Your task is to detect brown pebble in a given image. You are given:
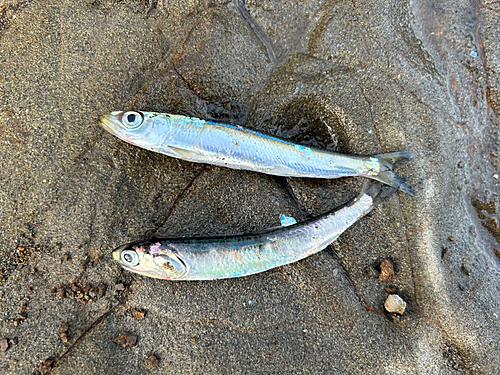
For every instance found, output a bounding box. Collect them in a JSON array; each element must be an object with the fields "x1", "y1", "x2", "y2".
[
  {"x1": 113, "y1": 333, "x2": 137, "y2": 347},
  {"x1": 449, "y1": 237, "x2": 455, "y2": 241},
  {"x1": 133, "y1": 308, "x2": 146, "y2": 319},
  {"x1": 147, "y1": 355, "x2": 159, "y2": 369},
  {"x1": 60, "y1": 332, "x2": 71, "y2": 343},
  {"x1": 378, "y1": 259, "x2": 394, "y2": 282},
  {"x1": 0, "y1": 338, "x2": 8, "y2": 352}
]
